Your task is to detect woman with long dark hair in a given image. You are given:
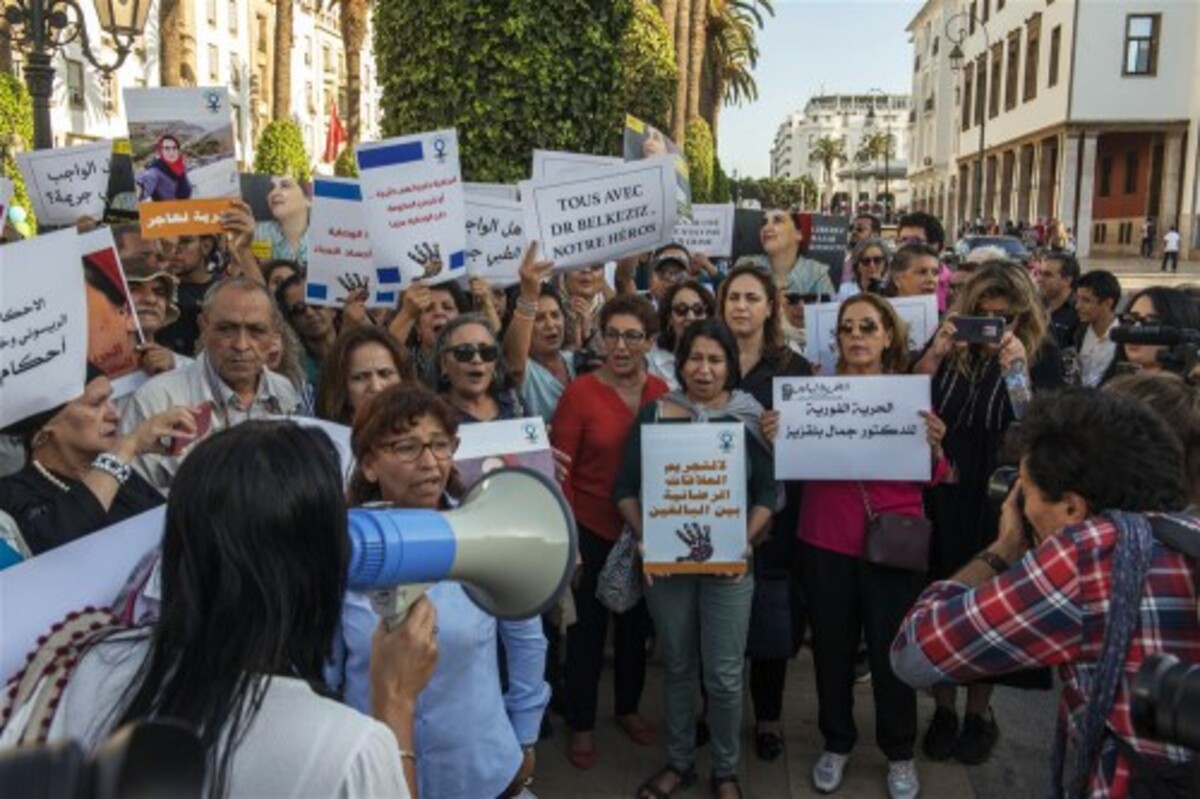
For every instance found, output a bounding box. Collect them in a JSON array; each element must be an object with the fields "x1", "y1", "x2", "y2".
[
  {"x1": 315, "y1": 326, "x2": 414, "y2": 425},
  {"x1": 648, "y1": 280, "x2": 715, "y2": 391},
  {"x1": 137, "y1": 135, "x2": 192, "y2": 202},
  {"x1": 1112, "y1": 286, "x2": 1200, "y2": 378}
]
